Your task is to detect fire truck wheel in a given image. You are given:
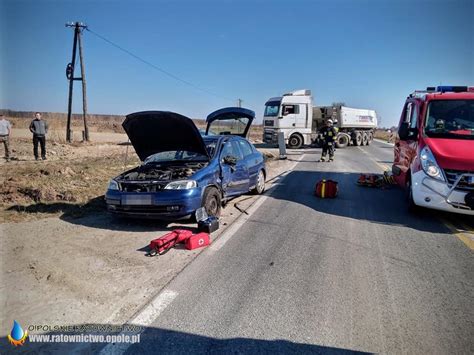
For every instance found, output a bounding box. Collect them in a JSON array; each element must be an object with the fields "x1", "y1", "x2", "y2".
[{"x1": 406, "y1": 179, "x2": 421, "y2": 213}]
